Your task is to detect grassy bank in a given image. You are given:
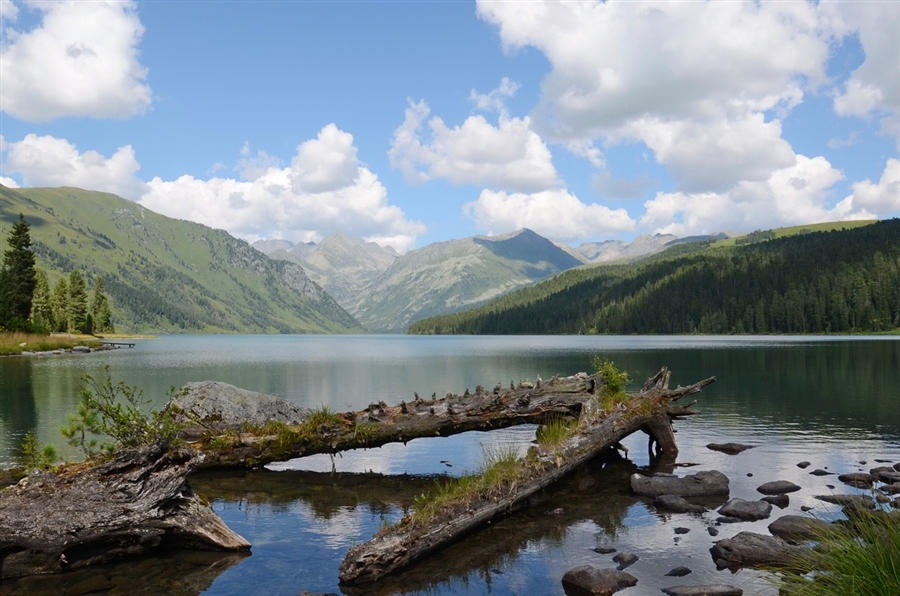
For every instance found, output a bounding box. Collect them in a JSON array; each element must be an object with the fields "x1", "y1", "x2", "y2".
[{"x1": 0, "y1": 331, "x2": 102, "y2": 356}]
